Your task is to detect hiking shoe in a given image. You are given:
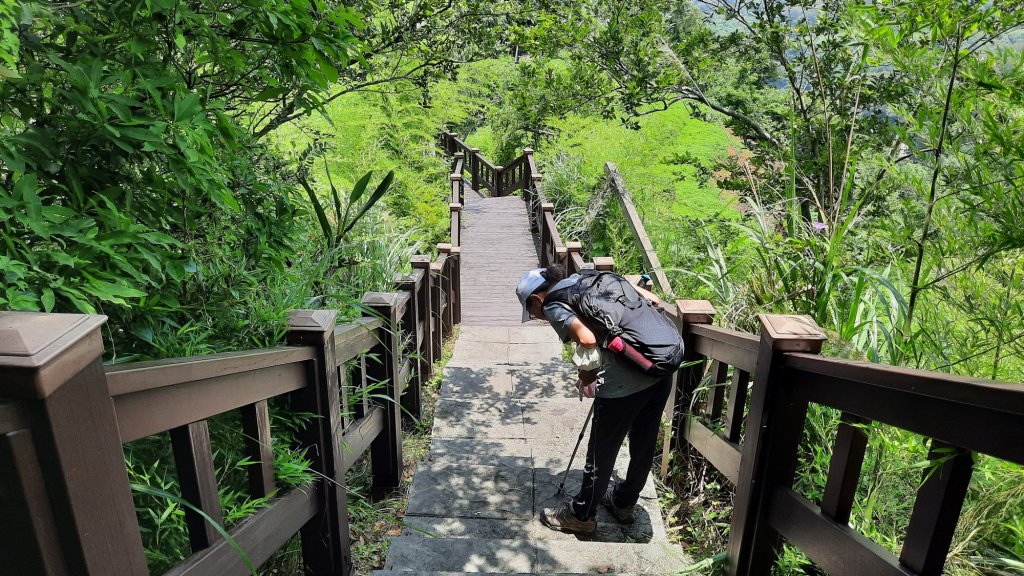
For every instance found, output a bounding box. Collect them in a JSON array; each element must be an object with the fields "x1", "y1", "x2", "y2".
[
  {"x1": 601, "y1": 491, "x2": 636, "y2": 524},
  {"x1": 540, "y1": 503, "x2": 597, "y2": 536}
]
